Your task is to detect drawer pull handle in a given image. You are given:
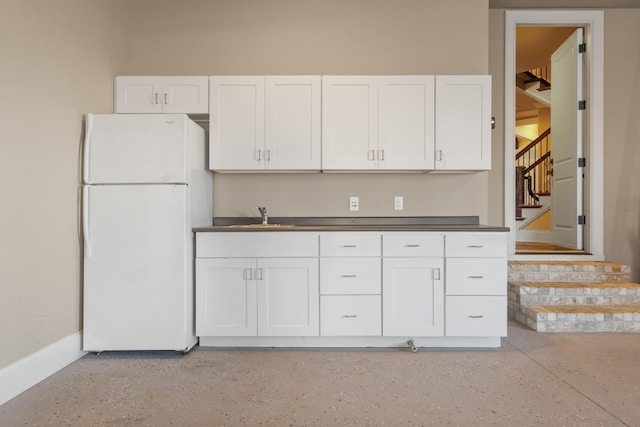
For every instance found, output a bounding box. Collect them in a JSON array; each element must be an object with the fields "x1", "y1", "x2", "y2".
[
  {"x1": 342, "y1": 245, "x2": 357, "y2": 248},
  {"x1": 342, "y1": 315, "x2": 358, "y2": 318},
  {"x1": 467, "y1": 245, "x2": 484, "y2": 248},
  {"x1": 467, "y1": 315, "x2": 484, "y2": 319},
  {"x1": 405, "y1": 244, "x2": 420, "y2": 248},
  {"x1": 468, "y1": 275, "x2": 484, "y2": 279},
  {"x1": 342, "y1": 274, "x2": 357, "y2": 278}
]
